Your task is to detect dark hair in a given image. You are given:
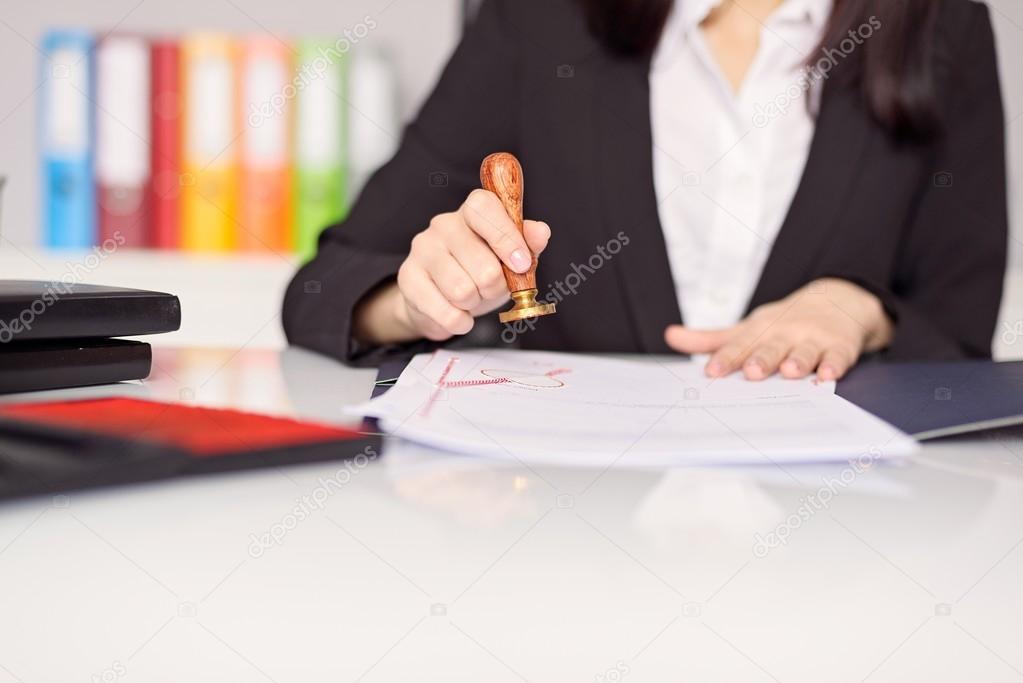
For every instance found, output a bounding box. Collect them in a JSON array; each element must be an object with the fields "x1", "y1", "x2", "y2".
[{"x1": 579, "y1": 0, "x2": 941, "y2": 137}]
